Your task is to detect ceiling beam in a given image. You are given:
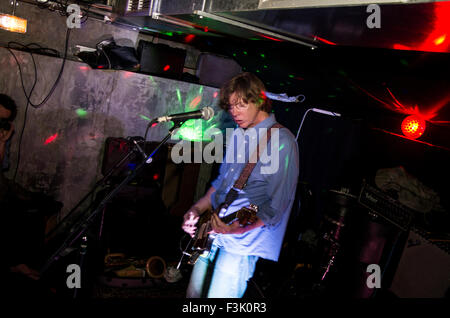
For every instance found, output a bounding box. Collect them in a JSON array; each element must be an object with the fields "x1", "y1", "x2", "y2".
[{"x1": 198, "y1": 0, "x2": 450, "y2": 12}]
